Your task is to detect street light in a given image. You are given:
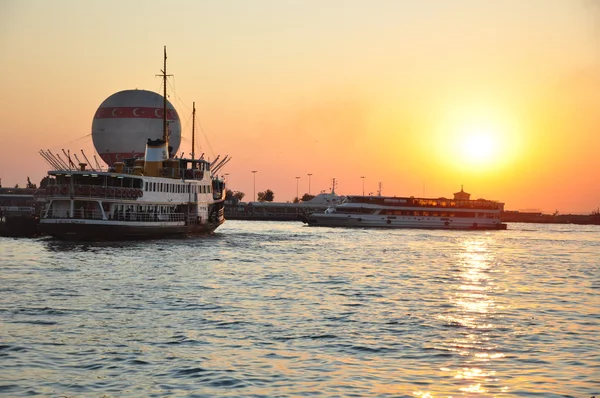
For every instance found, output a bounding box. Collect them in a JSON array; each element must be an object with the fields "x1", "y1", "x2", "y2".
[
  {"x1": 307, "y1": 173, "x2": 313, "y2": 195},
  {"x1": 295, "y1": 176, "x2": 300, "y2": 201},
  {"x1": 361, "y1": 176, "x2": 365, "y2": 196},
  {"x1": 251, "y1": 170, "x2": 257, "y2": 201}
]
